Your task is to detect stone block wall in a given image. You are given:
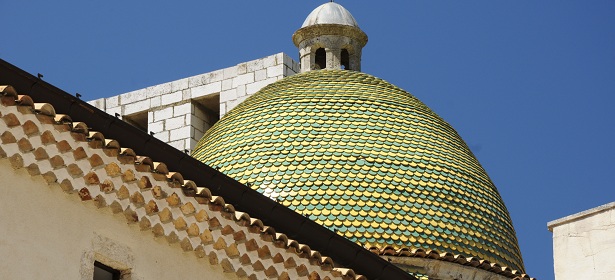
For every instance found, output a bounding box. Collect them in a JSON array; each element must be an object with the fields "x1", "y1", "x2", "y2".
[
  {"x1": 548, "y1": 202, "x2": 615, "y2": 280},
  {"x1": 89, "y1": 53, "x2": 300, "y2": 152}
]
